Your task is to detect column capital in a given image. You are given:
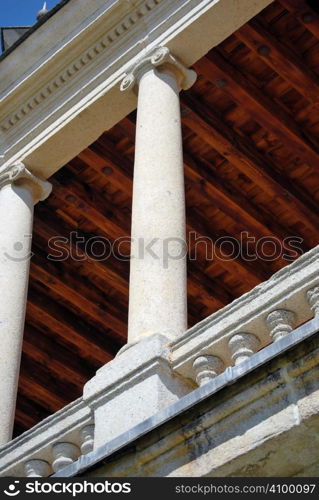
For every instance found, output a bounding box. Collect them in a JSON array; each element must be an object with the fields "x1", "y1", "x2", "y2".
[
  {"x1": 120, "y1": 46, "x2": 197, "y2": 92},
  {"x1": 0, "y1": 162, "x2": 52, "y2": 202}
]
